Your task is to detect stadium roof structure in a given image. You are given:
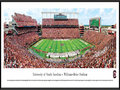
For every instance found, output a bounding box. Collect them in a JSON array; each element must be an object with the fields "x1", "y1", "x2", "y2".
[
  {"x1": 42, "y1": 12, "x2": 79, "y2": 19},
  {"x1": 90, "y1": 17, "x2": 101, "y2": 20}
]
